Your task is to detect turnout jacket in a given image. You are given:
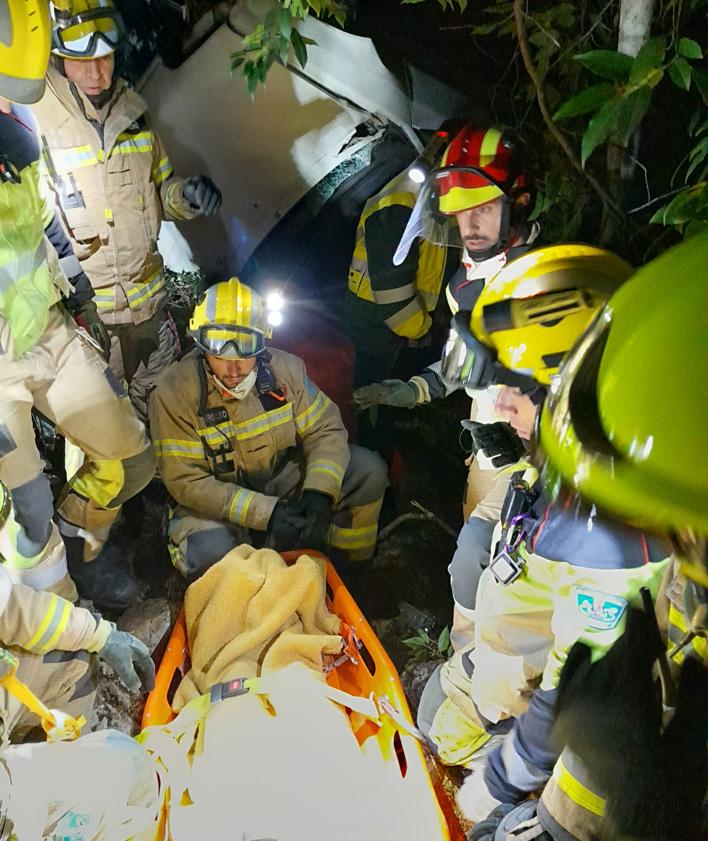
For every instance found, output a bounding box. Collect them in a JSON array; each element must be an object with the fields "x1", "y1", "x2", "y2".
[
  {"x1": 33, "y1": 66, "x2": 199, "y2": 327},
  {"x1": 149, "y1": 349, "x2": 350, "y2": 532},
  {"x1": 0, "y1": 564, "x2": 110, "y2": 658},
  {"x1": 347, "y1": 170, "x2": 457, "y2": 340}
]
